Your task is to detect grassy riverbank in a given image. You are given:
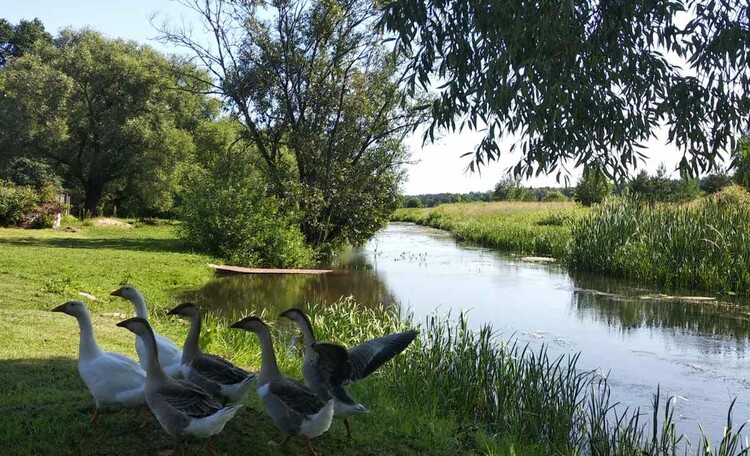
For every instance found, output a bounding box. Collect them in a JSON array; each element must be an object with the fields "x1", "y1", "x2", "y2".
[
  {"x1": 392, "y1": 201, "x2": 584, "y2": 258},
  {"x1": 393, "y1": 186, "x2": 750, "y2": 294},
  {"x1": 1, "y1": 224, "x2": 746, "y2": 455},
  {"x1": 0, "y1": 223, "x2": 533, "y2": 455}
]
